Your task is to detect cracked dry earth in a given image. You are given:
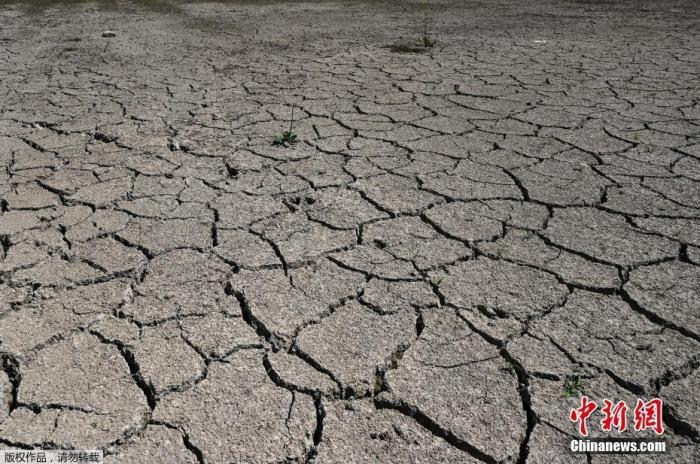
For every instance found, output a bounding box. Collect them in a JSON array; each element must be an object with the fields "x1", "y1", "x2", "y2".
[{"x1": 0, "y1": 0, "x2": 699, "y2": 463}]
